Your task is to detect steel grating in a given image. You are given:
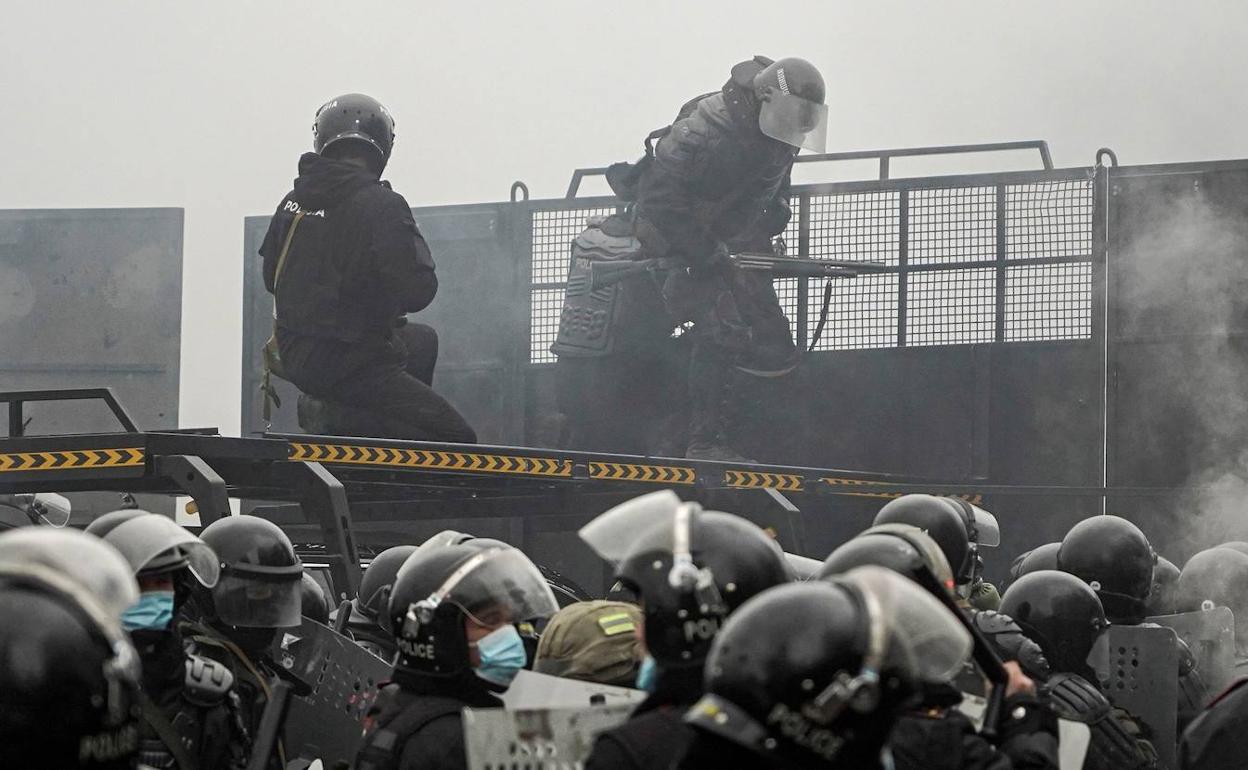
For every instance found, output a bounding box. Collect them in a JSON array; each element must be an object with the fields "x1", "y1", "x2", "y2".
[
  {"x1": 908, "y1": 186, "x2": 997, "y2": 265},
  {"x1": 807, "y1": 273, "x2": 900, "y2": 351},
  {"x1": 907, "y1": 267, "x2": 998, "y2": 346},
  {"x1": 527, "y1": 176, "x2": 1094, "y2": 361},
  {"x1": 1005, "y1": 263, "x2": 1092, "y2": 341}
]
